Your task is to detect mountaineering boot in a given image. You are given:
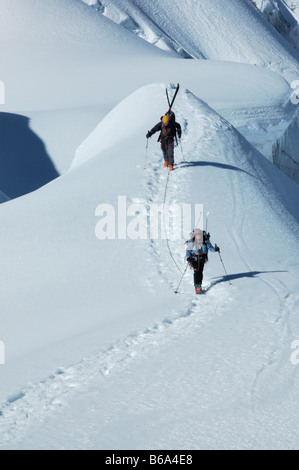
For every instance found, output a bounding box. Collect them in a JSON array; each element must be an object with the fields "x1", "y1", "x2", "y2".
[
  {"x1": 195, "y1": 284, "x2": 202, "y2": 294},
  {"x1": 164, "y1": 161, "x2": 169, "y2": 167},
  {"x1": 169, "y1": 165, "x2": 174, "y2": 171}
]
